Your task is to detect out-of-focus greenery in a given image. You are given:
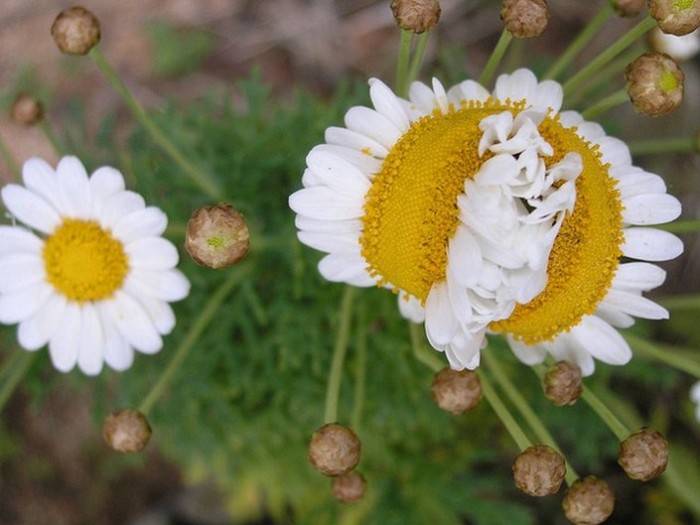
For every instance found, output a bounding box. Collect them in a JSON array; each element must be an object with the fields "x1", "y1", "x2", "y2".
[{"x1": 2, "y1": 69, "x2": 699, "y2": 524}]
